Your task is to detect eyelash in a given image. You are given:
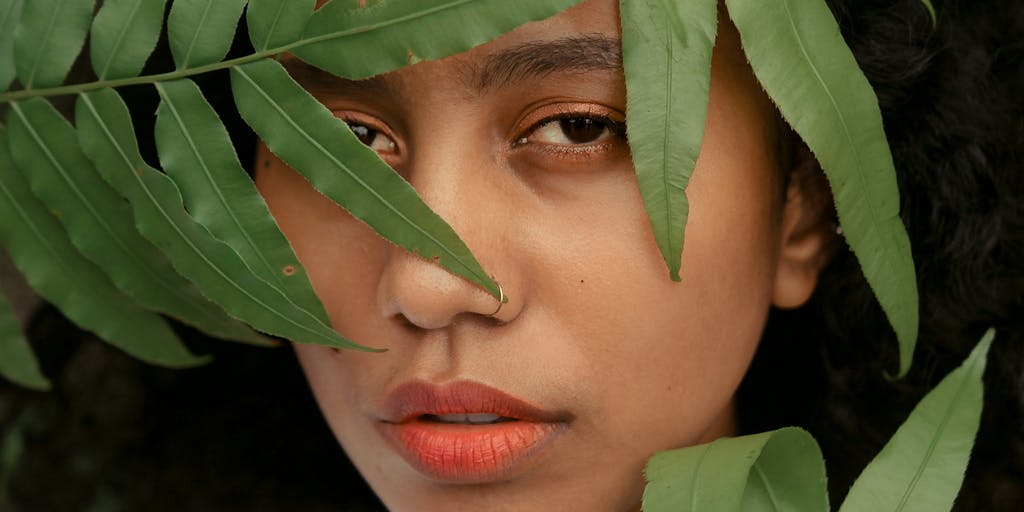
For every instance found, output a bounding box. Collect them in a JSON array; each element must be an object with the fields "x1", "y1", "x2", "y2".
[
  {"x1": 514, "y1": 111, "x2": 627, "y2": 159},
  {"x1": 335, "y1": 109, "x2": 628, "y2": 164},
  {"x1": 336, "y1": 113, "x2": 400, "y2": 159}
]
